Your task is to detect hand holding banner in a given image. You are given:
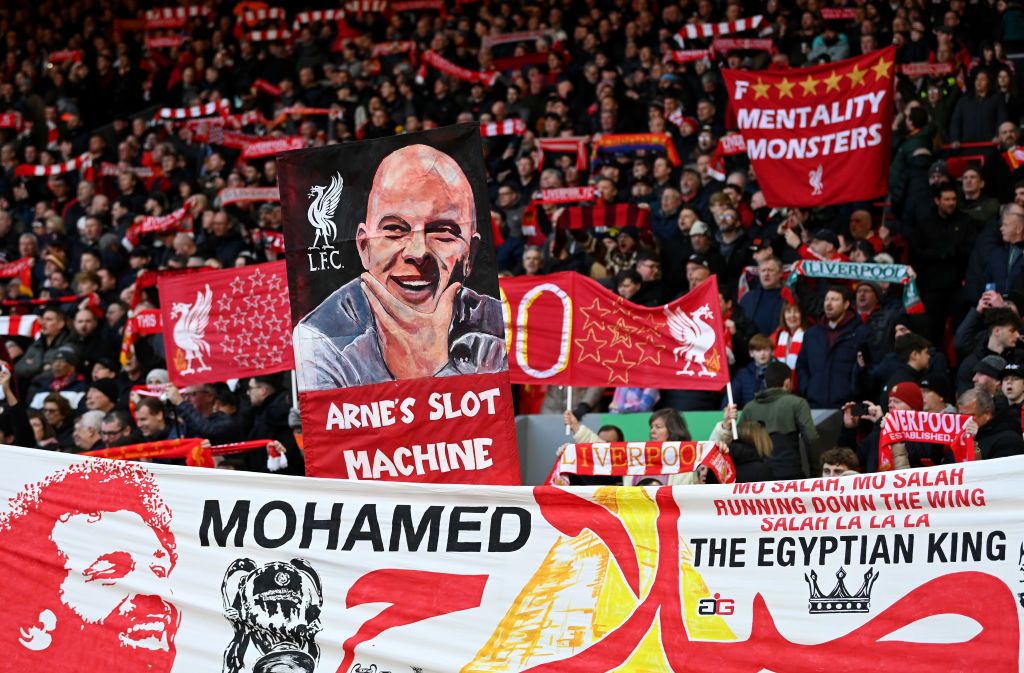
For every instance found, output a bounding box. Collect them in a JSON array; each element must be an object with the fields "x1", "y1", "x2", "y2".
[{"x1": 879, "y1": 409, "x2": 975, "y2": 470}]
